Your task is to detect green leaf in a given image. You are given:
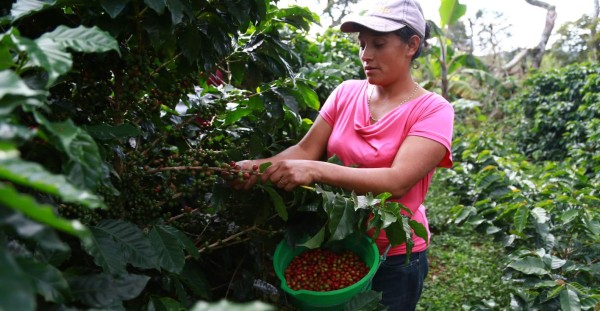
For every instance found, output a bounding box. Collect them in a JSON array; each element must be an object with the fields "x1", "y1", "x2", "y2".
[
  {"x1": 86, "y1": 225, "x2": 127, "y2": 274},
  {"x1": 85, "y1": 123, "x2": 141, "y2": 140},
  {"x1": 546, "y1": 284, "x2": 564, "y2": 300},
  {"x1": 0, "y1": 206, "x2": 70, "y2": 252},
  {"x1": 343, "y1": 290, "x2": 383, "y2": 311},
  {"x1": 69, "y1": 273, "x2": 150, "y2": 308},
  {"x1": 36, "y1": 116, "x2": 106, "y2": 191},
  {"x1": 224, "y1": 106, "x2": 253, "y2": 126},
  {"x1": 0, "y1": 156, "x2": 106, "y2": 209},
  {"x1": 560, "y1": 286, "x2": 581, "y2": 311},
  {"x1": 0, "y1": 238, "x2": 35, "y2": 311},
  {"x1": 0, "y1": 70, "x2": 47, "y2": 99},
  {"x1": 16, "y1": 257, "x2": 69, "y2": 303},
  {"x1": 149, "y1": 296, "x2": 185, "y2": 311},
  {"x1": 561, "y1": 209, "x2": 580, "y2": 224},
  {"x1": 513, "y1": 205, "x2": 529, "y2": 233},
  {"x1": 258, "y1": 185, "x2": 288, "y2": 221},
  {"x1": 297, "y1": 225, "x2": 325, "y2": 249},
  {"x1": 409, "y1": 219, "x2": 428, "y2": 245},
  {"x1": 178, "y1": 261, "x2": 212, "y2": 300},
  {"x1": 295, "y1": 82, "x2": 320, "y2": 111},
  {"x1": 272, "y1": 87, "x2": 299, "y2": 114},
  {"x1": 38, "y1": 25, "x2": 120, "y2": 55},
  {"x1": 439, "y1": 0, "x2": 467, "y2": 28},
  {"x1": 531, "y1": 207, "x2": 549, "y2": 224},
  {"x1": 10, "y1": 0, "x2": 54, "y2": 21},
  {"x1": 11, "y1": 34, "x2": 71, "y2": 87},
  {"x1": 144, "y1": 0, "x2": 166, "y2": 14},
  {"x1": 165, "y1": 0, "x2": 192, "y2": 25},
  {"x1": 382, "y1": 221, "x2": 403, "y2": 246},
  {"x1": 325, "y1": 194, "x2": 357, "y2": 241},
  {"x1": 508, "y1": 256, "x2": 549, "y2": 275},
  {"x1": 99, "y1": 0, "x2": 130, "y2": 18},
  {"x1": 86, "y1": 220, "x2": 158, "y2": 274},
  {"x1": 167, "y1": 225, "x2": 199, "y2": 259},
  {"x1": 0, "y1": 184, "x2": 92, "y2": 240},
  {"x1": 149, "y1": 226, "x2": 185, "y2": 273}
]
